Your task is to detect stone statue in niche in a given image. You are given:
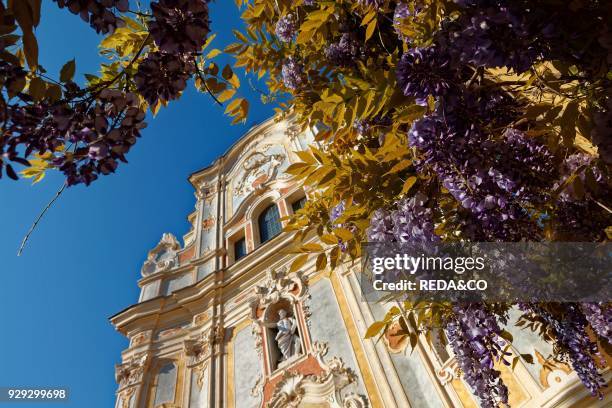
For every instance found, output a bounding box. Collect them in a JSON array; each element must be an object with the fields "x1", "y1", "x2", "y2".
[{"x1": 275, "y1": 308, "x2": 301, "y2": 362}]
